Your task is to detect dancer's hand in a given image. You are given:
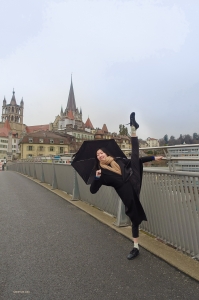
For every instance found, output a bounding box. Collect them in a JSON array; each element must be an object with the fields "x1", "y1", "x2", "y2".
[
  {"x1": 155, "y1": 156, "x2": 164, "y2": 161},
  {"x1": 96, "y1": 169, "x2": 101, "y2": 177}
]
